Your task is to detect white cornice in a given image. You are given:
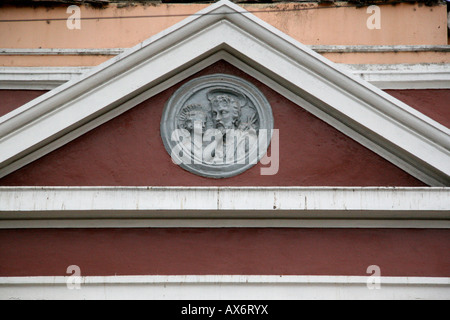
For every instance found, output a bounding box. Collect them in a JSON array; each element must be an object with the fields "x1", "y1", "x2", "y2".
[
  {"x1": 0, "y1": 187, "x2": 449, "y2": 228},
  {"x1": 340, "y1": 63, "x2": 450, "y2": 89},
  {"x1": 0, "y1": 48, "x2": 124, "y2": 56},
  {"x1": 2, "y1": 219, "x2": 449, "y2": 229},
  {"x1": 0, "y1": 67, "x2": 90, "y2": 90},
  {"x1": 0, "y1": 0, "x2": 449, "y2": 185},
  {"x1": 3, "y1": 275, "x2": 449, "y2": 286},
  {"x1": 1, "y1": 275, "x2": 449, "y2": 300},
  {"x1": 310, "y1": 45, "x2": 450, "y2": 53},
  {"x1": 1, "y1": 45, "x2": 448, "y2": 56},
  {"x1": 2, "y1": 64, "x2": 449, "y2": 90}
]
